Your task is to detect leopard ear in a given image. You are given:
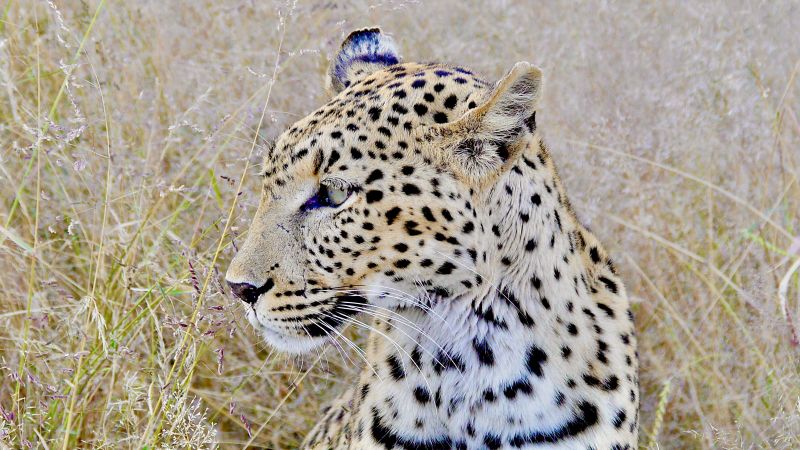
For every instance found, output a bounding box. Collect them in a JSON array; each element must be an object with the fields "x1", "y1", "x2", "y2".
[
  {"x1": 428, "y1": 62, "x2": 542, "y2": 184},
  {"x1": 327, "y1": 28, "x2": 401, "y2": 95}
]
